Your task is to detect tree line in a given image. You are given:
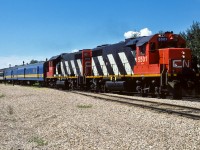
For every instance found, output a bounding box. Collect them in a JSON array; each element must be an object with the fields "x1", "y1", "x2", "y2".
[{"x1": 180, "y1": 21, "x2": 200, "y2": 65}]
